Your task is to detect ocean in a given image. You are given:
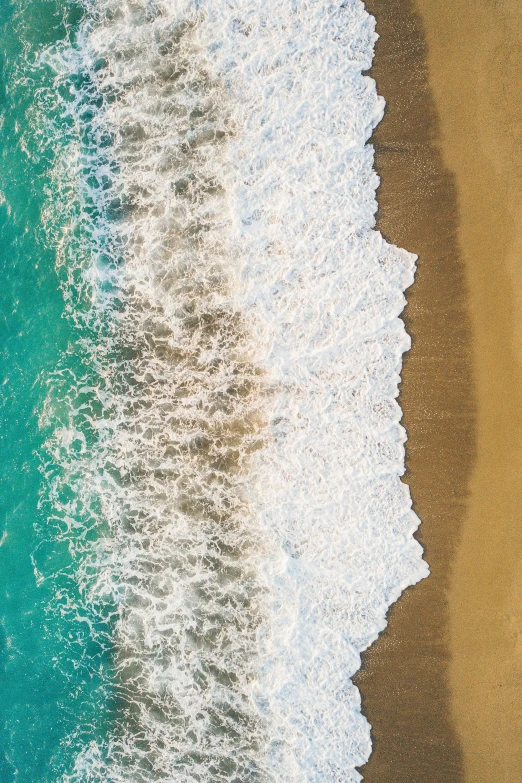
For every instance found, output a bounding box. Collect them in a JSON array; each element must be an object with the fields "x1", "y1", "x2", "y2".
[{"x1": 0, "y1": 1, "x2": 427, "y2": 780}]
